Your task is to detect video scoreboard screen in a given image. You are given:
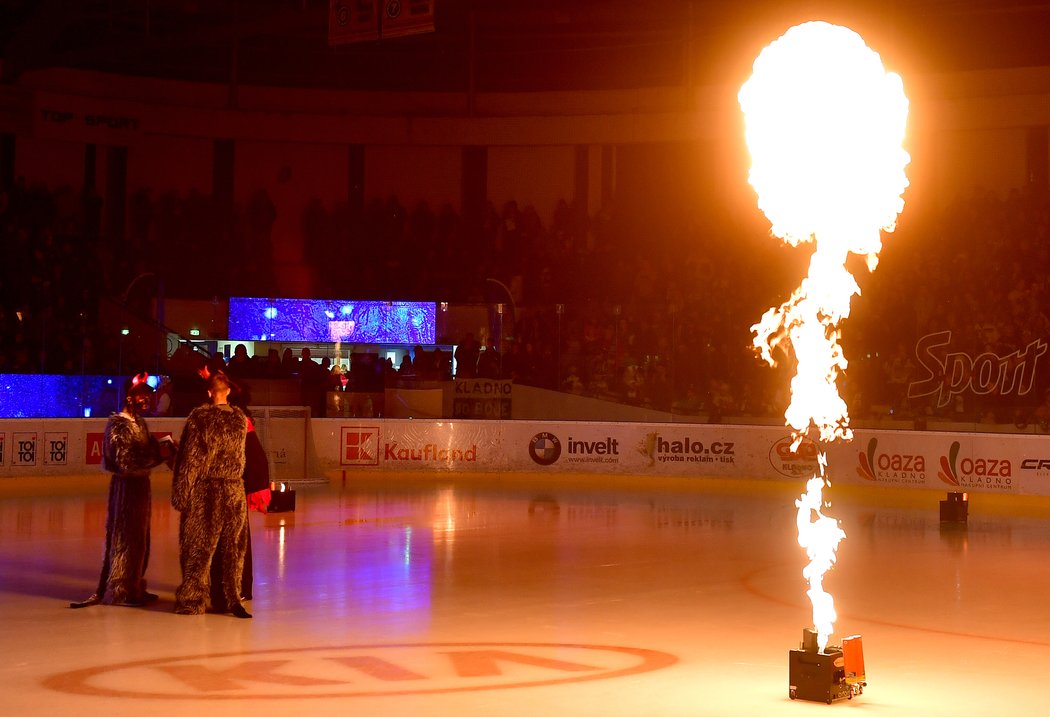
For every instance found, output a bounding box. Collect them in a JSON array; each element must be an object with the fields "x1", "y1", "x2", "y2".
[{"x1": 228, "y1": 298, "x2": 436, "y2": 344}]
